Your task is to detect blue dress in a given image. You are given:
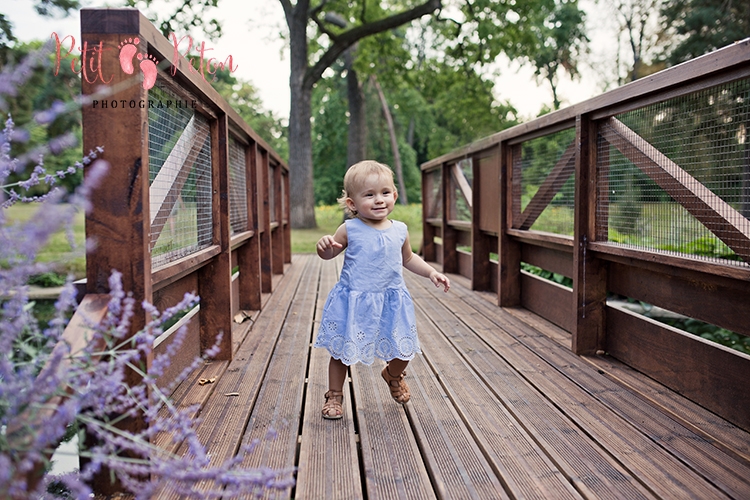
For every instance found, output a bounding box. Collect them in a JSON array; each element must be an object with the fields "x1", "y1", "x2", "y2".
[{"x1": 314, "y1": 217, "x2": 420, "y2": 366}]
